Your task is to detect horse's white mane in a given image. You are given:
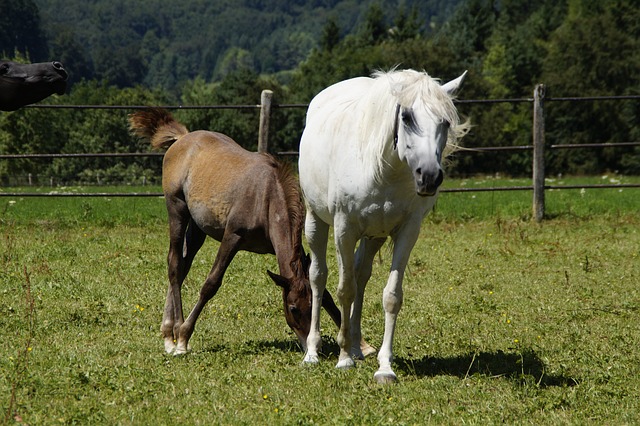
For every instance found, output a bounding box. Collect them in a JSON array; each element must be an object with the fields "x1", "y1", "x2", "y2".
[{"x1": 355, "y1": 69, "x2": 468, "y2": 179}]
